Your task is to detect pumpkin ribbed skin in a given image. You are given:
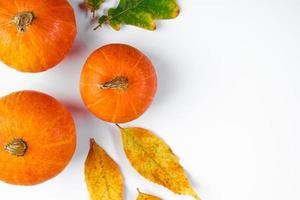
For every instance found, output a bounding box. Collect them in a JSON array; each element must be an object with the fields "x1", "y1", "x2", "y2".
[
  {"x1": 0, "y1": 91, "x2": 76, "y2": 185},
  {"x1": 0, "y1": 0, "x2": 76, "y2": 72},
  {"x1": 80, "y1": 44, "x2": 157, "y2": 123}
]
